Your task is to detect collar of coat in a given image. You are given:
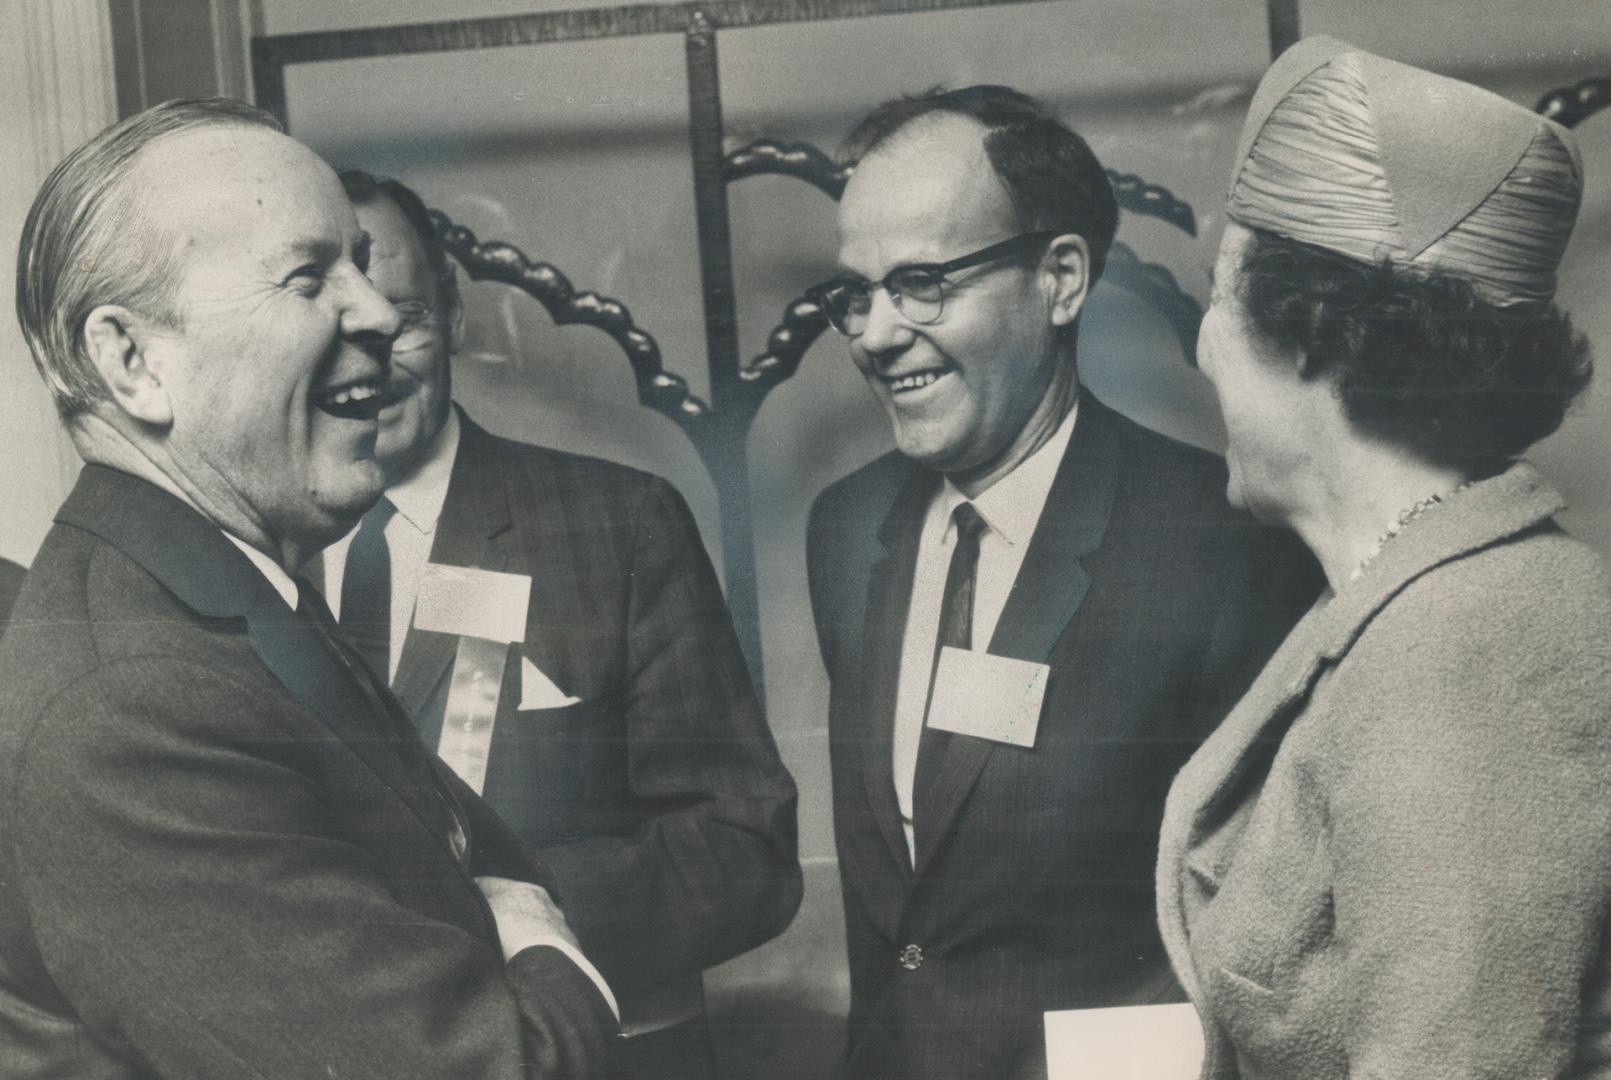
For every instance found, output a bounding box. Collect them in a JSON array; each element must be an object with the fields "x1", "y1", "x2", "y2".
[
  {"x1": 55, "y1": 464, "x2": 286, "y2": 620},
  {"x1": 1188, "y1": 460, "x2": 1563, "y2": 818}
]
